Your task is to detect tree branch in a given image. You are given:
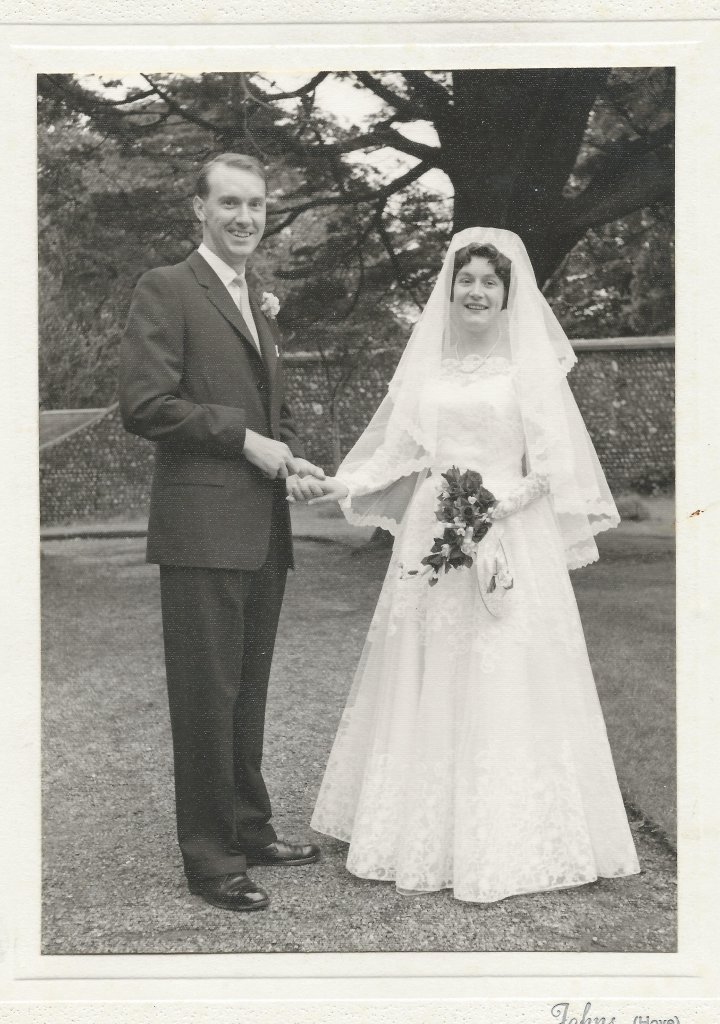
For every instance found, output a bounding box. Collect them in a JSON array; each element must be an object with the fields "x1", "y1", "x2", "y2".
[
  {"x1": 140, "y1": 74, "x2": 220, "y2": 134},
  {"x1": 40, "y1": 73, "x2": 224, "y2": 141},
  {"x1": 599, "y1": 70, "x2": 674, "y2": 140},
  {"x1": 563, "y1": 145, "x2": 674, "y2": 239},
  {"x1": 579, "y1": 122, "x2": 674, "y2": 186},
  {"x1": 39, "y1": 75, "x2": 155, "y2": 110},
  {"x1": 66, "y1": 82, "x2": 157, "y2": 108},
  {"x1": 265, "y1": 161, "x2": 433, "y2": 236},
  {"x1": 259, "y1": 72, "x2": 330, "y2": 101},
  {"x1": 352, "y1": 72, "x2": 425, "y2": 121},
  {"x1": 400, "y1": 71, "x2": 451, "y2": 120},
  {"x1": 40, "y1": 75, "x2": 121, "y2": 121},
  {"x1": 331, "y1": 126, "x2": 443, "y2": 166},
  {"x1": 373, "y1": 206, "x2": 424, "y2": 310}
]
